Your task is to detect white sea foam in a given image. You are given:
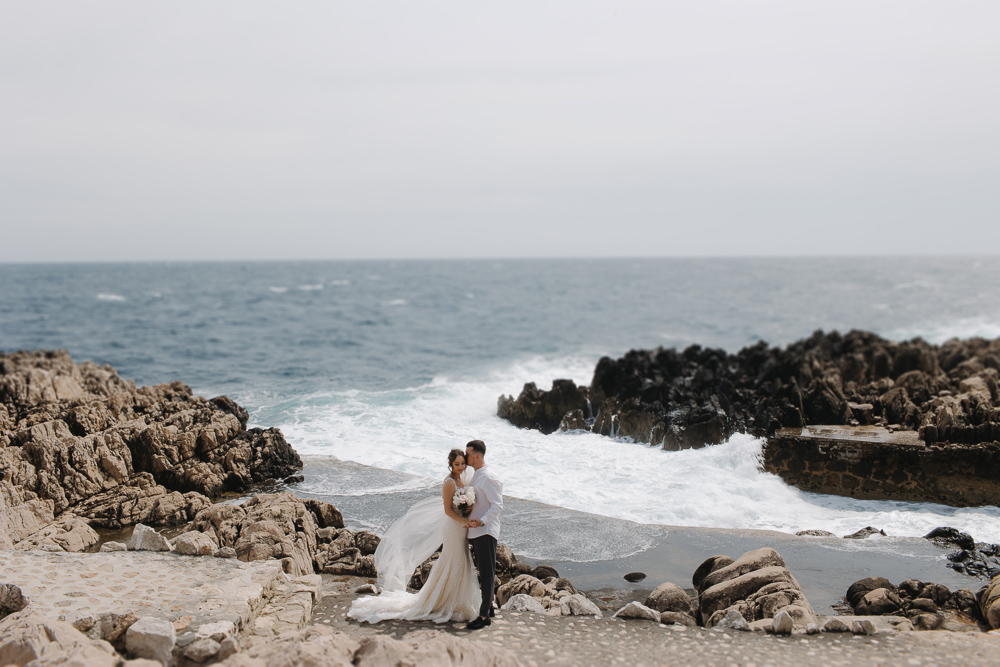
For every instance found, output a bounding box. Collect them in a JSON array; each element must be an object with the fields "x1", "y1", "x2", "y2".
[
  {"x1": 384, "y1": 299, "x2": 407, "y2": 307},
  {"x1": 886, "y1": 318, "x2": 1000, "y2": 345},
  {"x1": 297, "y1": 284, "x2": 323, "y2": 291},
  {"x1": 267, "y1": 354, "x2": 1000, "y2": 544},
  {"x1": 329, "y1": 279, "x2": 351, "y2": 286},
  {"x1": 268, "y1": 286, "x2": 288, "y2": 293},
  {"x1": 96, "y1": 293, "x2": 126, "y2": 302}
]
